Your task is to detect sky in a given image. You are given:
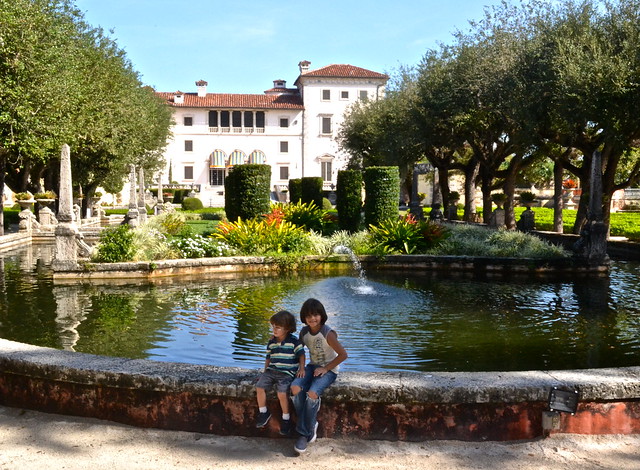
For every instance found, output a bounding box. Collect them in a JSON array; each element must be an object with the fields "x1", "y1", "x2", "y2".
[{"x1": 74, "y1": 0, "x2": 506, "y2": 94}]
